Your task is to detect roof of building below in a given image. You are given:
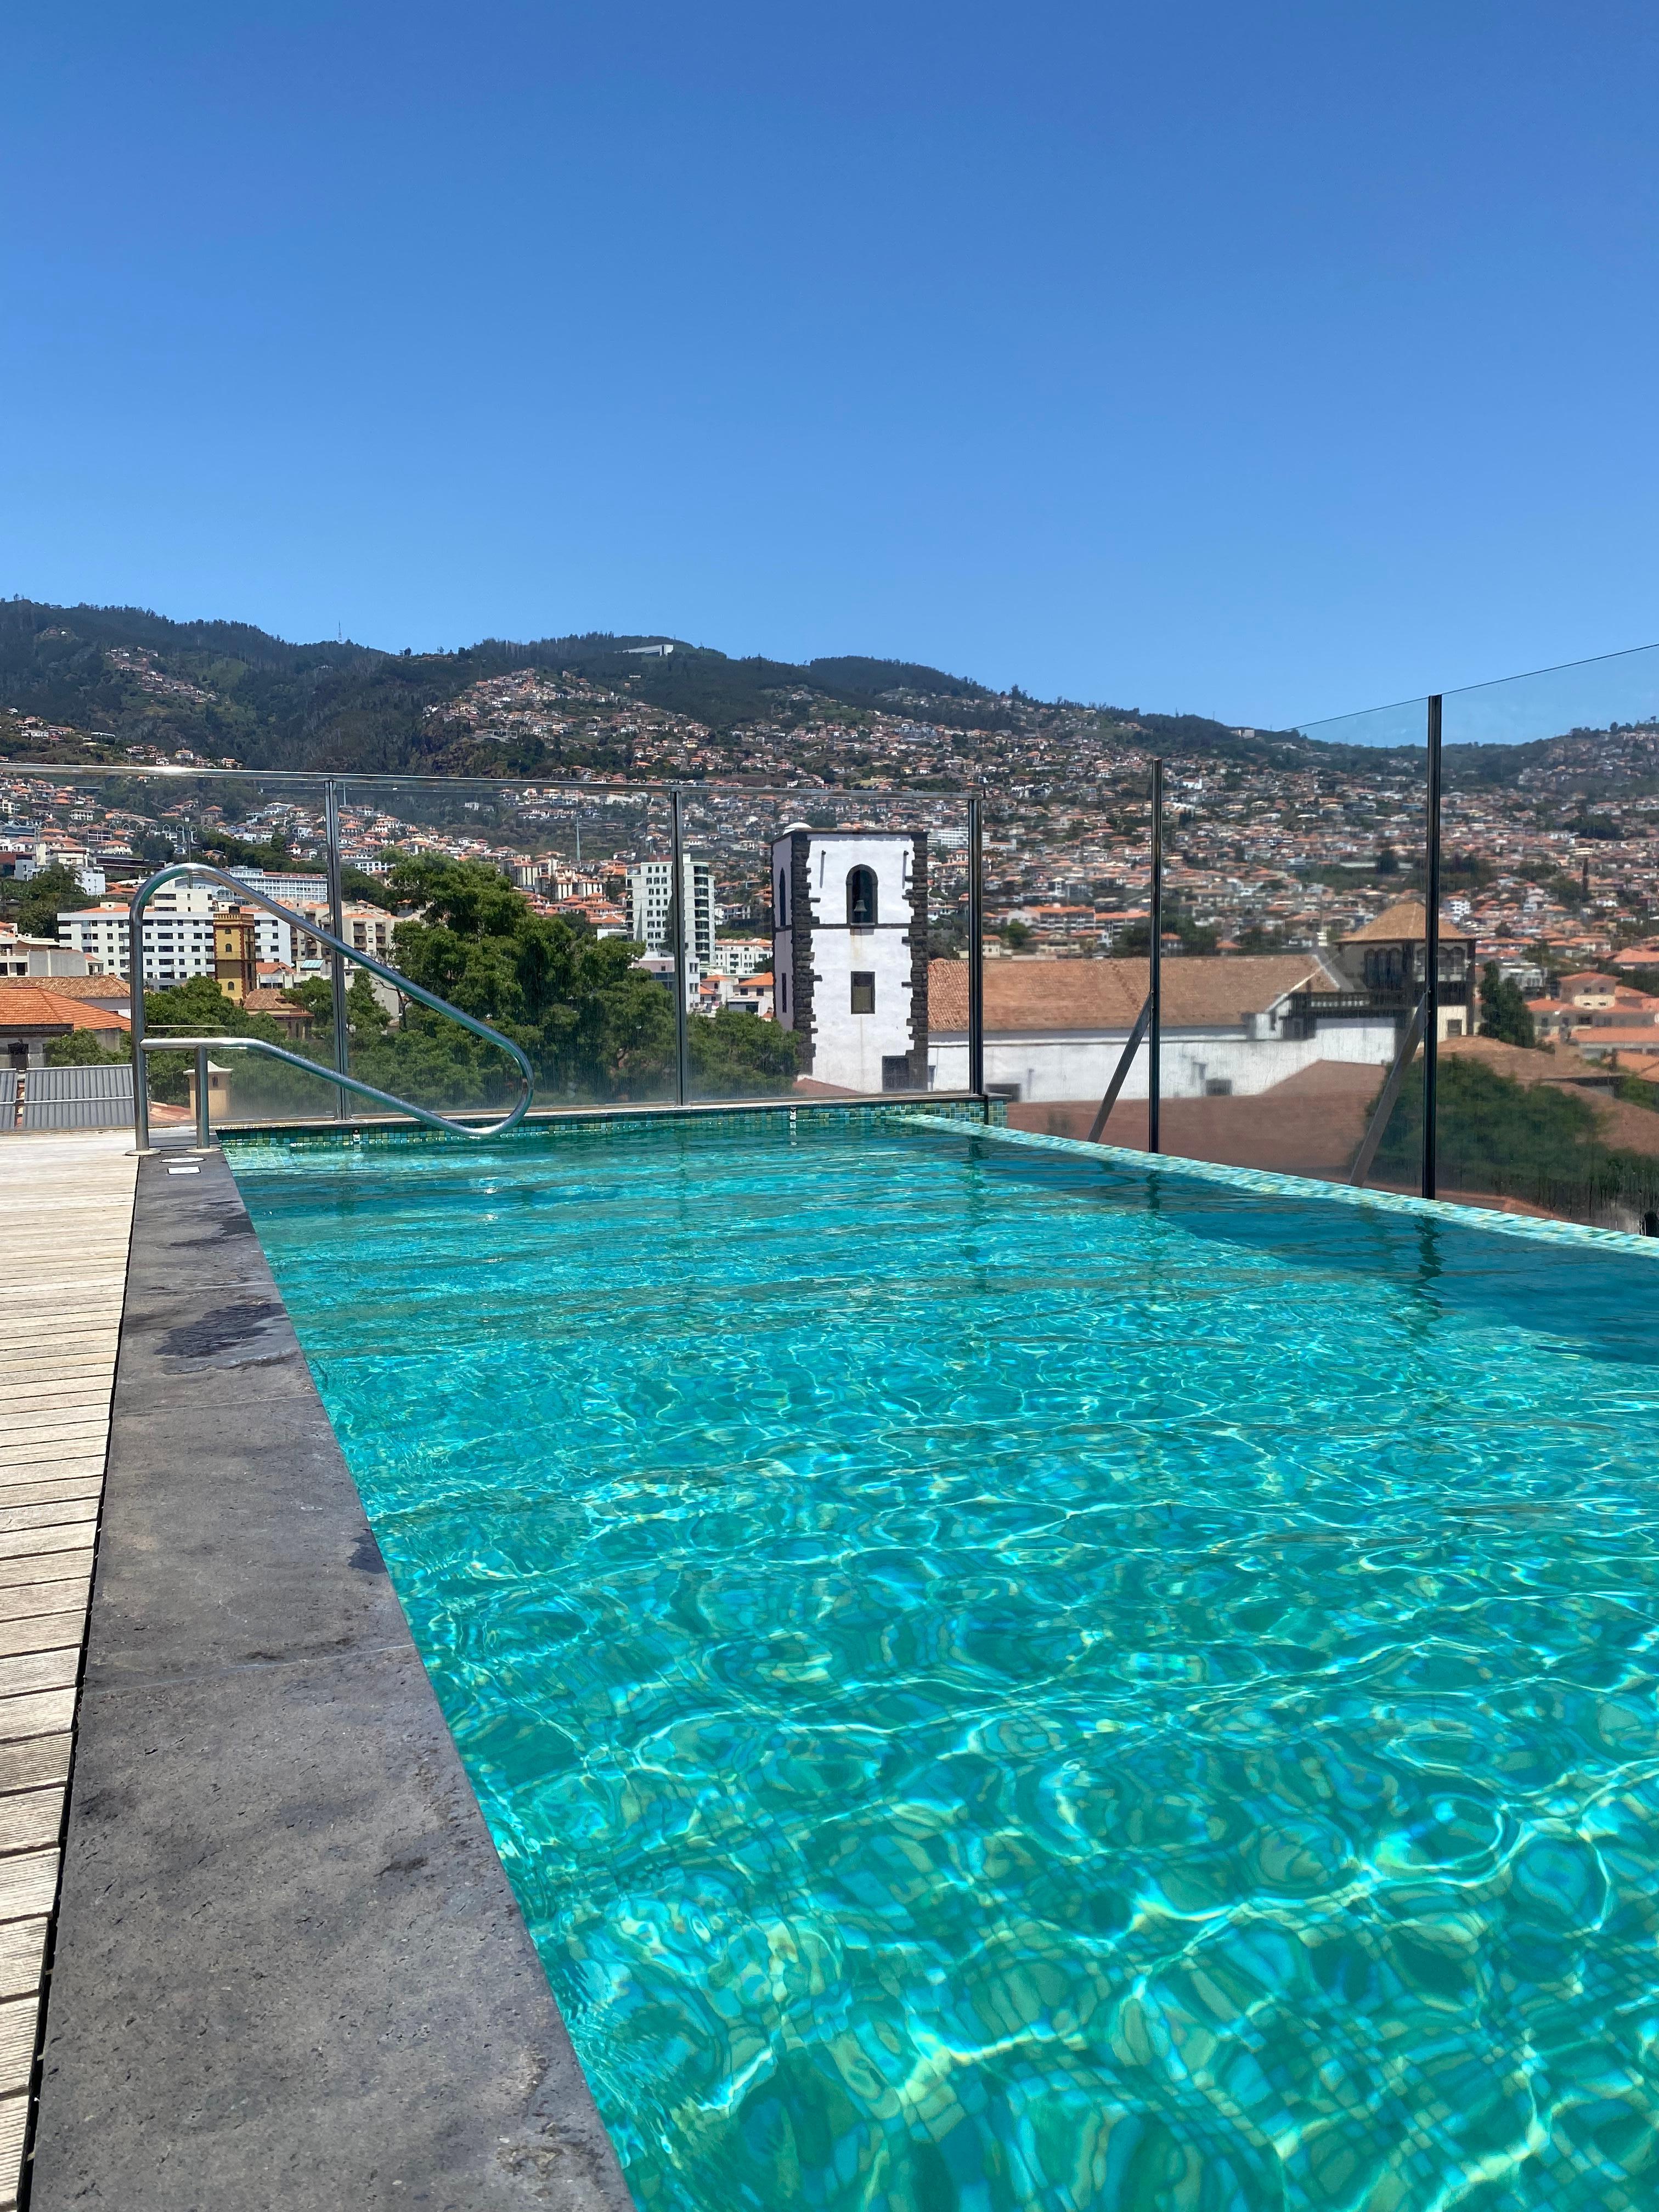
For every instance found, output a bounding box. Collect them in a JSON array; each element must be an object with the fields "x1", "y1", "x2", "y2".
[
  {"x1": 0, "y1": 987, "x2": 130, "y2": 1035},
  {"x1": 1438, "y1": 1035, "x2": 1614, "y2": 1087},
  {"x1": 242, "y1": 989, "x2": 310, "y2": 1020},
  {"x1": 1341, "y1": 898, "x2": 1470, "y2": 944},
  {"x1": 0, "y1": 974, "x2": 129, "y2": 1003},
  {"x1": 928, "y1": 954, "x2": 1334, "y2": 1034}
]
